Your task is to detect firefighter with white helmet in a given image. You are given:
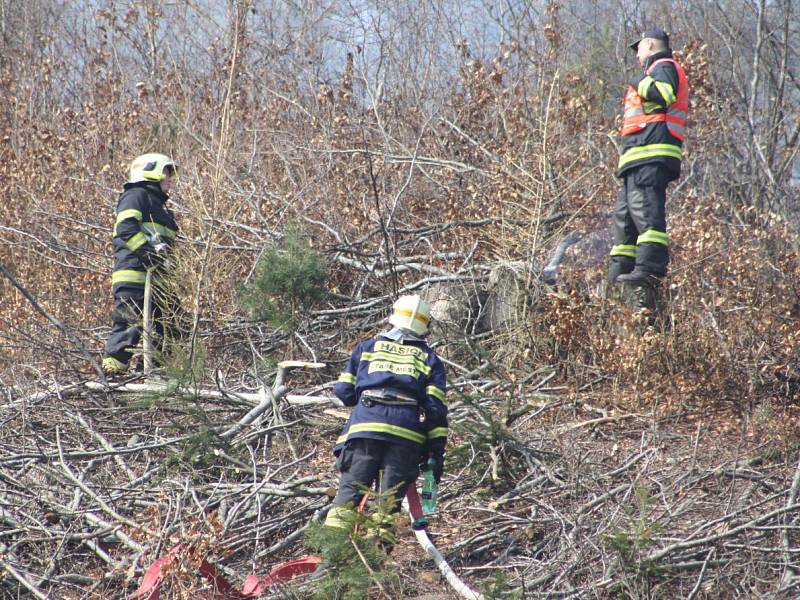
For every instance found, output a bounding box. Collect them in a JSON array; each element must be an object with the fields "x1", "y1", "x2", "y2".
[
  {"x1": 101, "y1": 153, "x2": 179, "y2": 377},
  {"x1": 324, "y1": 294, "x2": 448, "y2": 547},
  {"x1": 128, "y1": 153, "x2": 177, "y2": 184}
]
